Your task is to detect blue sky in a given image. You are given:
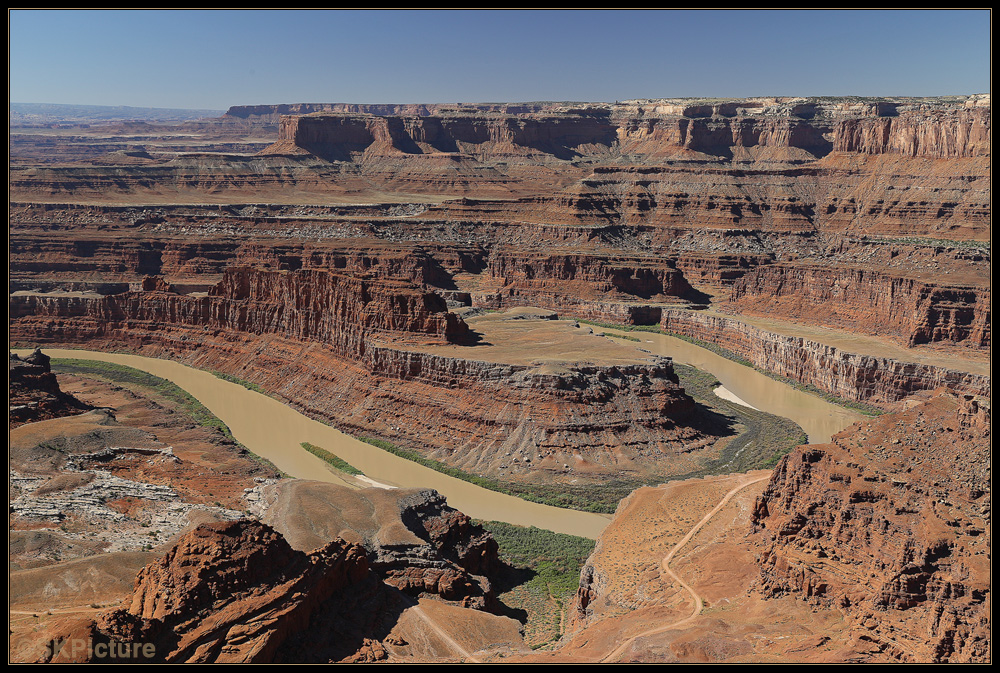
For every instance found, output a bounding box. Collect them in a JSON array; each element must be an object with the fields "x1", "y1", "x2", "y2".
[{"x1": 8, "y1": 9, "x2": 991, "y2": 111}]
